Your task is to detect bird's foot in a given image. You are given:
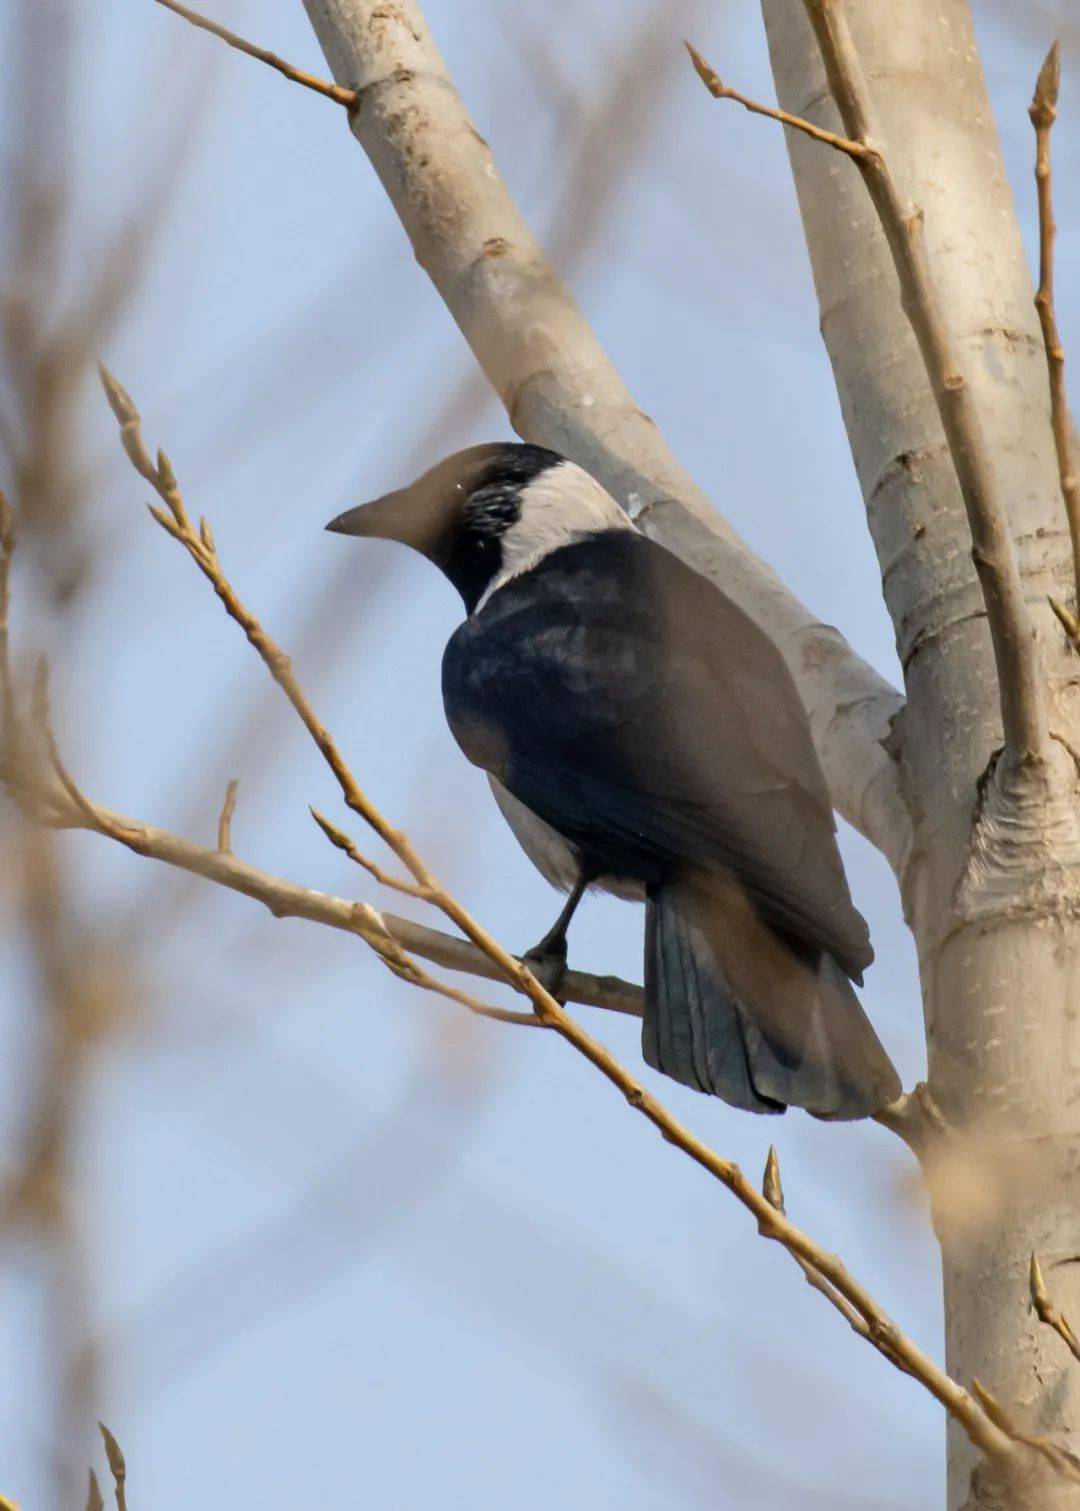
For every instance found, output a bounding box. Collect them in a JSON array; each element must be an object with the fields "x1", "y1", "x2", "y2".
[{"x1": 521, "y1": 939, "x2": 568, "y2": 1002}]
